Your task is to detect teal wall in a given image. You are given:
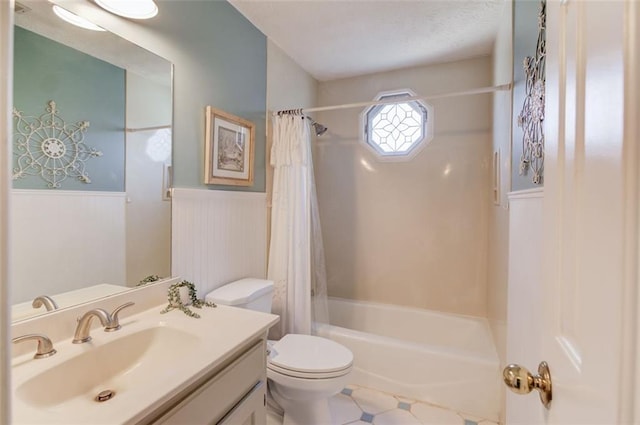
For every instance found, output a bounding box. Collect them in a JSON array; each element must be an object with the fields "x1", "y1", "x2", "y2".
[
  {"x1": 152, "y1": 1, "x2": 267, "y2": 192},
  {"x1": 58, "y1": 0, "x2": 267, "y2": 192},
  {"x1": 511, "y1": 0, "x2": 544, "y2": 190},
  {"x1": 13, "y1": 27, "x2": 125, "y2": 191}
]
